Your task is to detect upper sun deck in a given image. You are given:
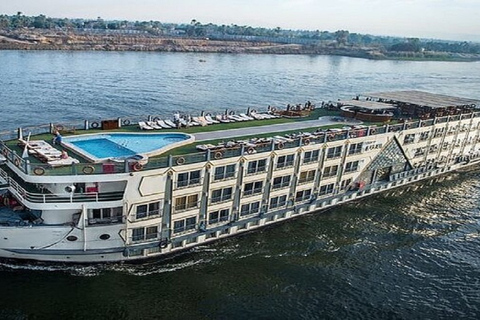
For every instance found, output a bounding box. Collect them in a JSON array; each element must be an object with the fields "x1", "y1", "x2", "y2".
[{"x1": 1, "y1": 91, "x2": 479, "y2": 178}]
